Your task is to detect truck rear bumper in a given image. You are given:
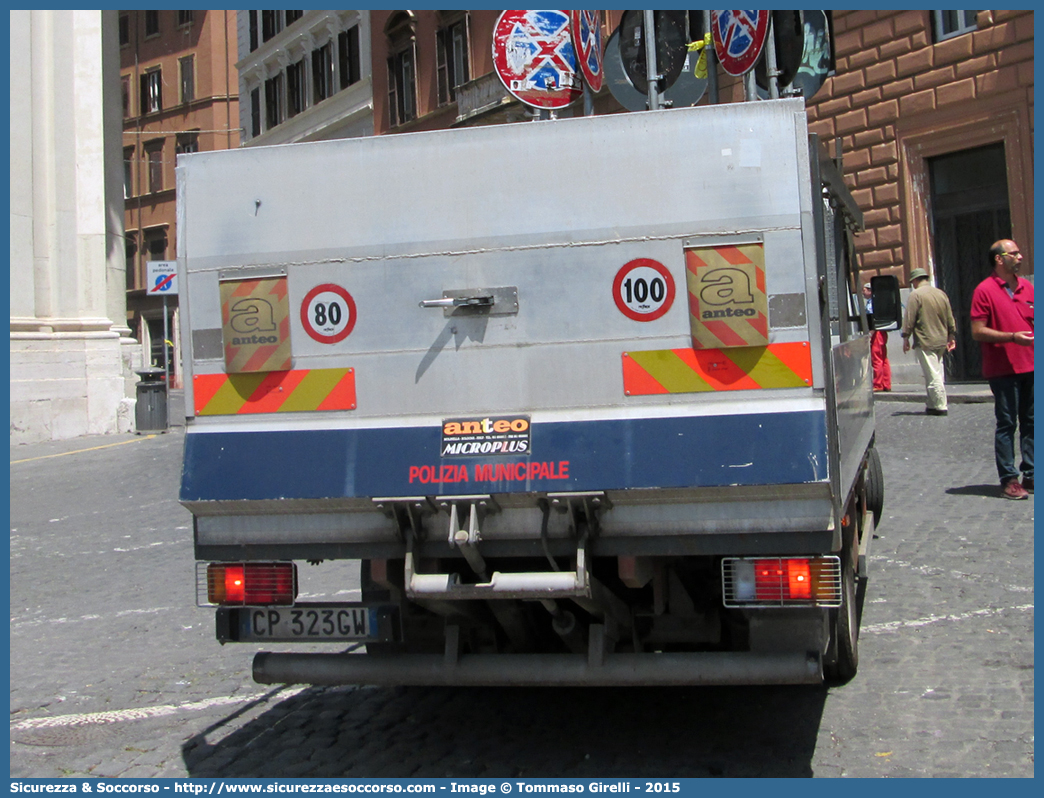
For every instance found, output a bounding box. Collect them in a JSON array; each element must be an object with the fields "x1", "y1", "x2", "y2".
[
  {"x1": 252, "y1": 649, "x2": 823, "y2": 687},
  {"x1": 191, "y1": 482, "x2": 836, "y2": 561}
]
